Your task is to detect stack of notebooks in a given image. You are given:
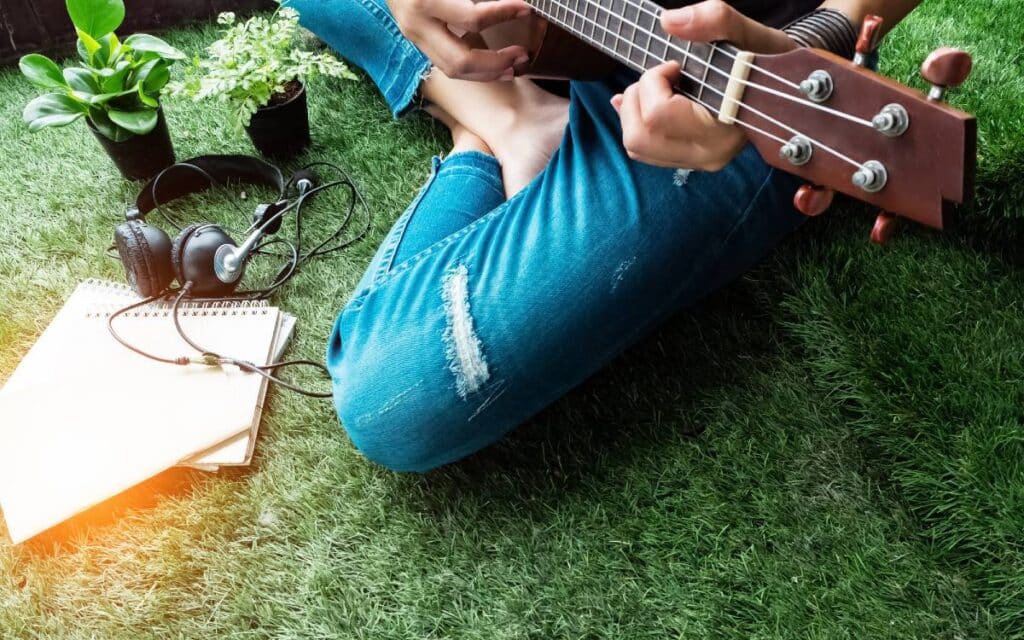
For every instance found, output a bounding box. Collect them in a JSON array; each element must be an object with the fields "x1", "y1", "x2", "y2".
[{"x1": 0, "y1": 280, "x2": 296, "y2": 544}]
